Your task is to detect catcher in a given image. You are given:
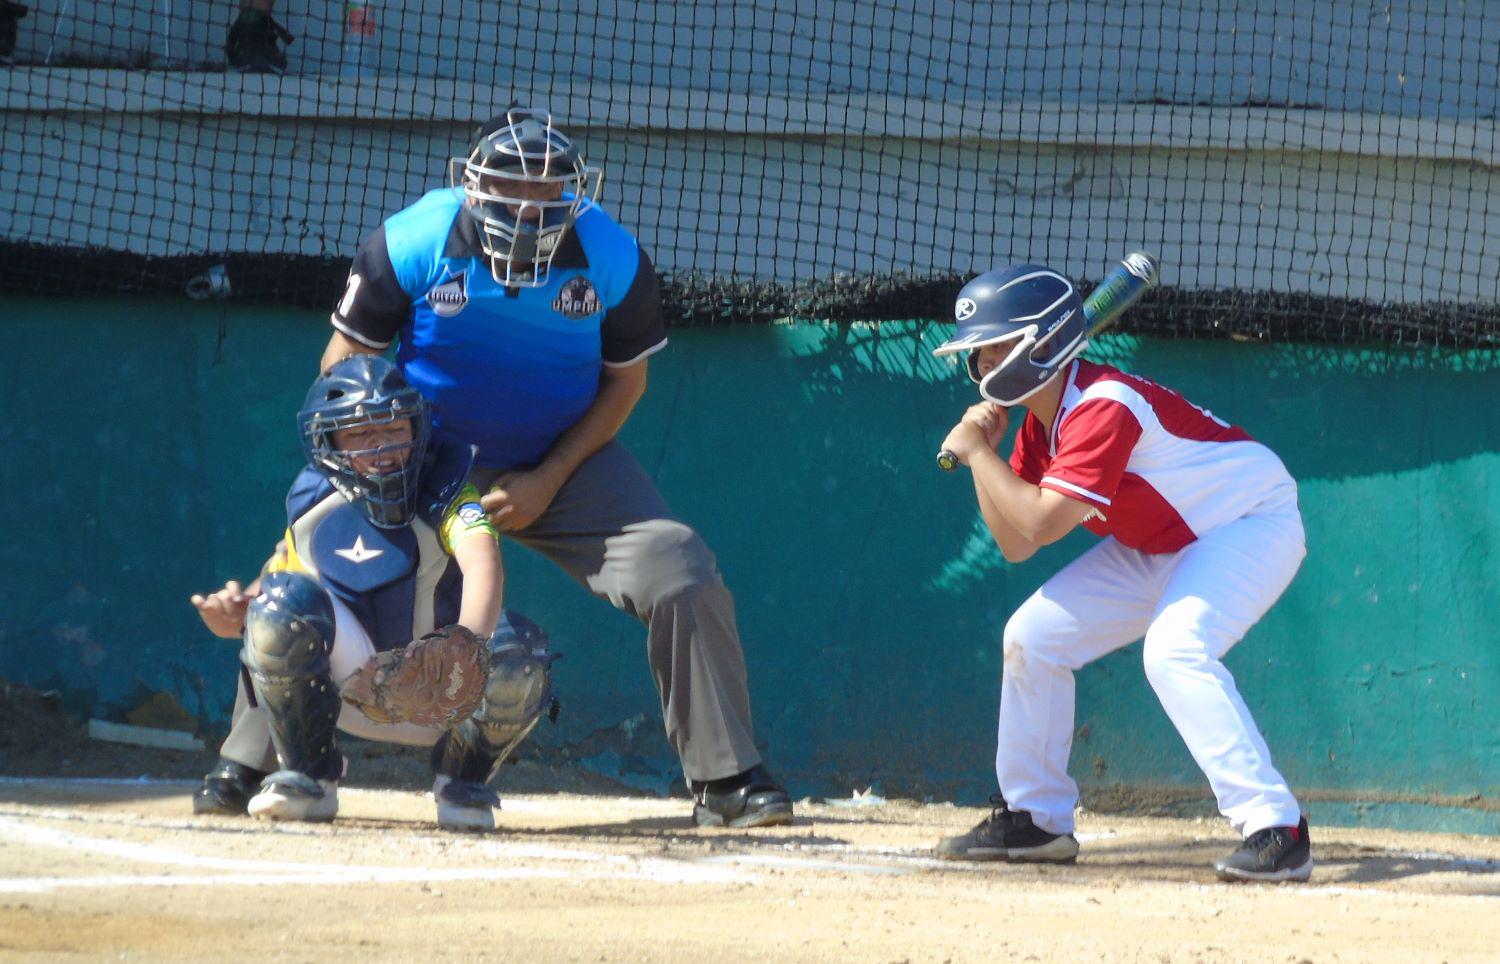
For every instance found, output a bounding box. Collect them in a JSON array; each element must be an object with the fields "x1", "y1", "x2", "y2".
[{"x1": 189, "y1": 354, "x2": 555, "y2": 832}]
